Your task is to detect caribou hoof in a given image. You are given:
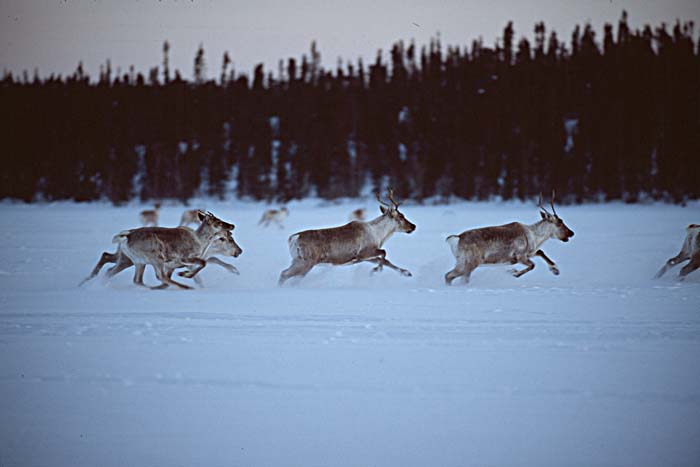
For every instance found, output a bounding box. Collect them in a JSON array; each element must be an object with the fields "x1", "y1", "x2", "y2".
[
  {"x1": 550, "y1": 266, "x2": 560, "y2": 276},
  {"x1": 150, "y1": 284, "x2": 169, "y2": 290},
  {"x1": 400, "y1": 269, "x2": 412, "y2": 277}
]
